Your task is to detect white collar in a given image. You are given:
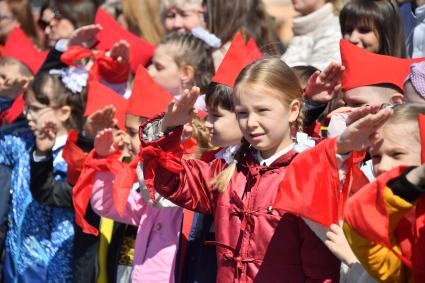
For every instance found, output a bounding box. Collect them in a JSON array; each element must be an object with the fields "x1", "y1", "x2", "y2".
[
  {"x1": 293, "y1": 3, "x2": 335, "y2": 35},
  {"x1": 53, "y1": 134, "x2": 68, "y2": 152},
  {"x1": 256, "y1": 143, "x2": 294, "y2": 166}
]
